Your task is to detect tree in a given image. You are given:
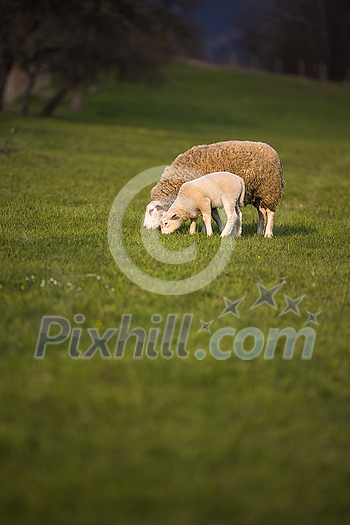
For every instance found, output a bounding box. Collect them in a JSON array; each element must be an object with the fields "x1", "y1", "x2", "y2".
[
  {"x1": 0, "y1": 0, "x2": 36, "y2": 111},
  {"x1": 237, "y1": 0, "x2": 350, "y2": 81},
  {"x1": 0, "y1": 0, "x2": 202, "y2": 114}
]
